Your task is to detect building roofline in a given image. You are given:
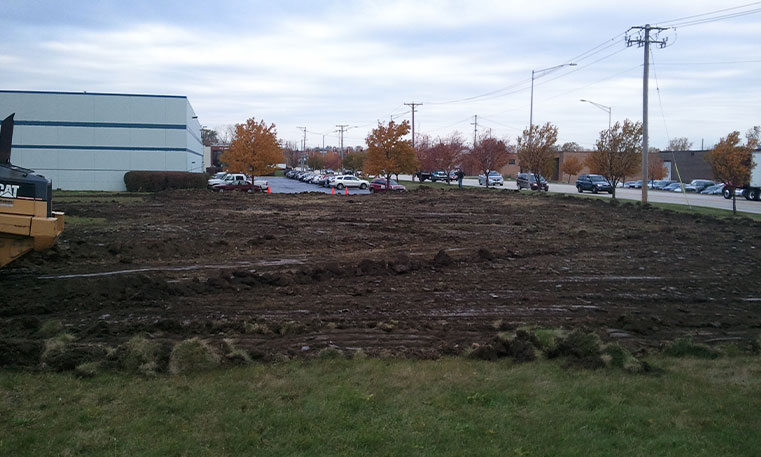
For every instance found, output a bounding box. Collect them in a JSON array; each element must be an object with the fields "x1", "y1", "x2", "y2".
[{"x1": 0, "y1": 89, "x2": 188, "y2": 100}]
